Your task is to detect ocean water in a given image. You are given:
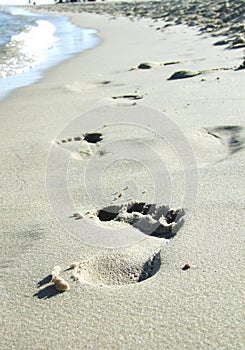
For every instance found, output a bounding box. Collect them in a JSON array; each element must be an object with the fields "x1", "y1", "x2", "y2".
[{"x1": 0, "y1": 6, "x2": 99, "y2": 101}]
